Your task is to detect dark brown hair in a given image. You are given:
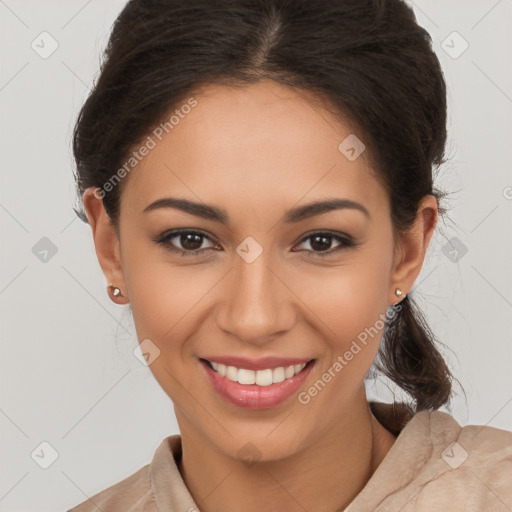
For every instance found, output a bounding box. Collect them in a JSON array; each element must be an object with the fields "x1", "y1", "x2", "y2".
[{"x1": 72, "y1": 0, "x2": 462, "y2": 413}]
